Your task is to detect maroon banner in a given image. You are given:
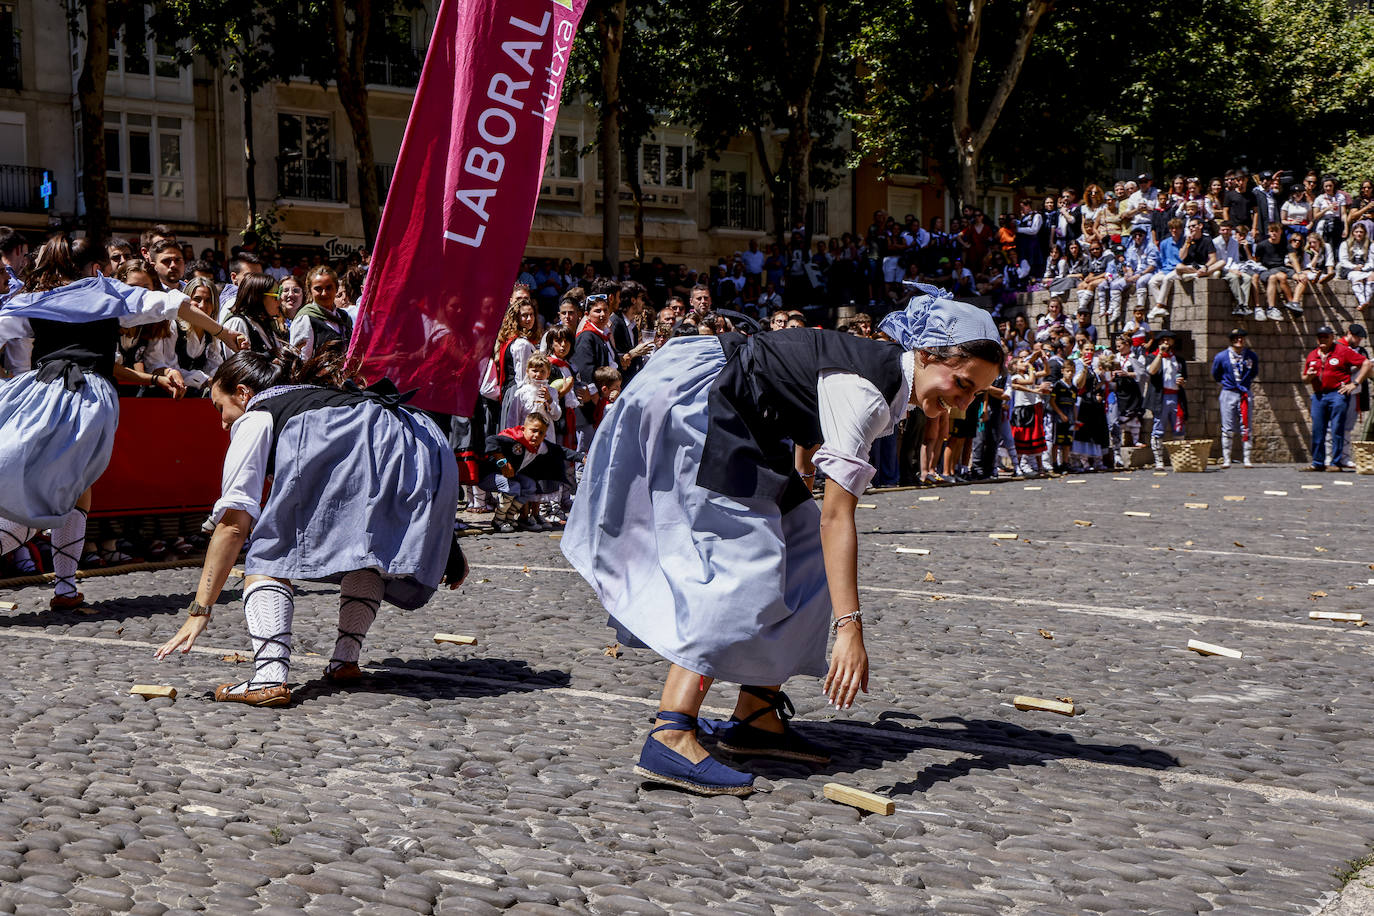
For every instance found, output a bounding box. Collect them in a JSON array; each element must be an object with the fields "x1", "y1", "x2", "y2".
[{"x1": 350, "y1": 0, "x2": 587, "y2": 416}]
